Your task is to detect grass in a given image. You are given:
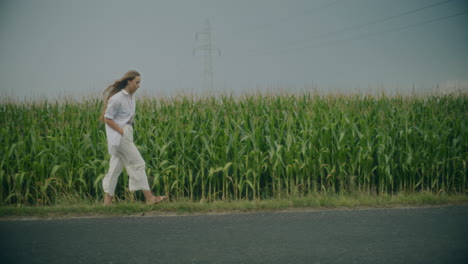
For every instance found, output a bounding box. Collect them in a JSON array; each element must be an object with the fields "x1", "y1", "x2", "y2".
[
  {"x1": 1, "y1": 192, "x2": 467, "y2": 220},
  {"x1": 1, "y1": 93, "x2": 467, "y2": 206},
  {"x1": 1, "y1": 91, "x2": 467, "y2": 226}
]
